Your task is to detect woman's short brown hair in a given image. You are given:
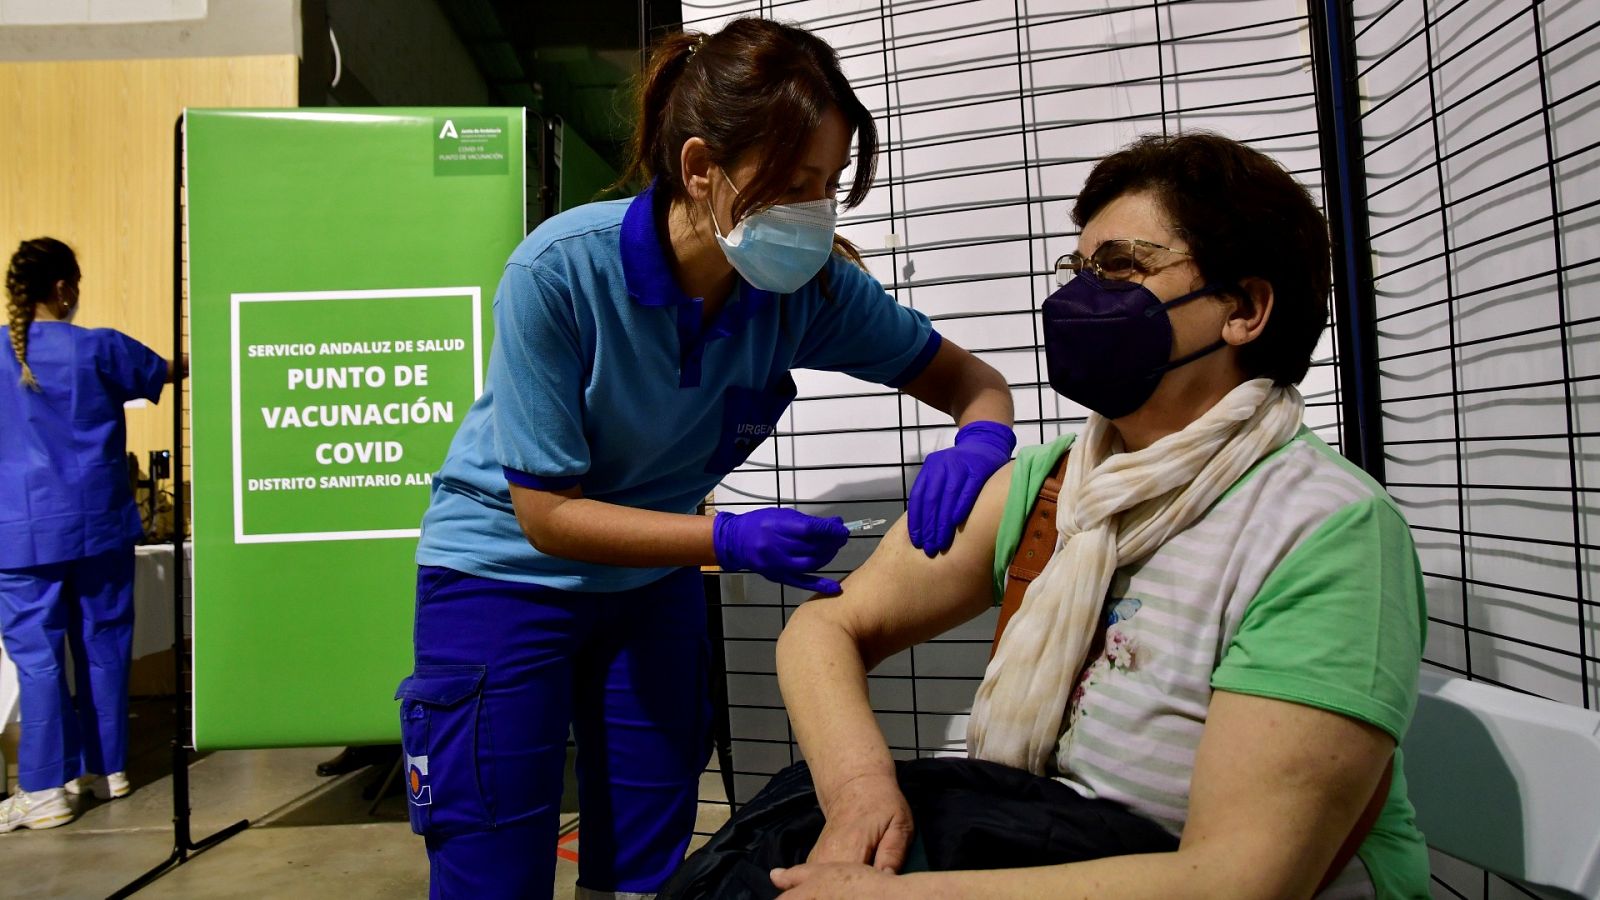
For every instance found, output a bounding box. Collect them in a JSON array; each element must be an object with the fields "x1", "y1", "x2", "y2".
[{"x1": 1073, "y1": 133, "x2": 1333, "y2": 386}]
